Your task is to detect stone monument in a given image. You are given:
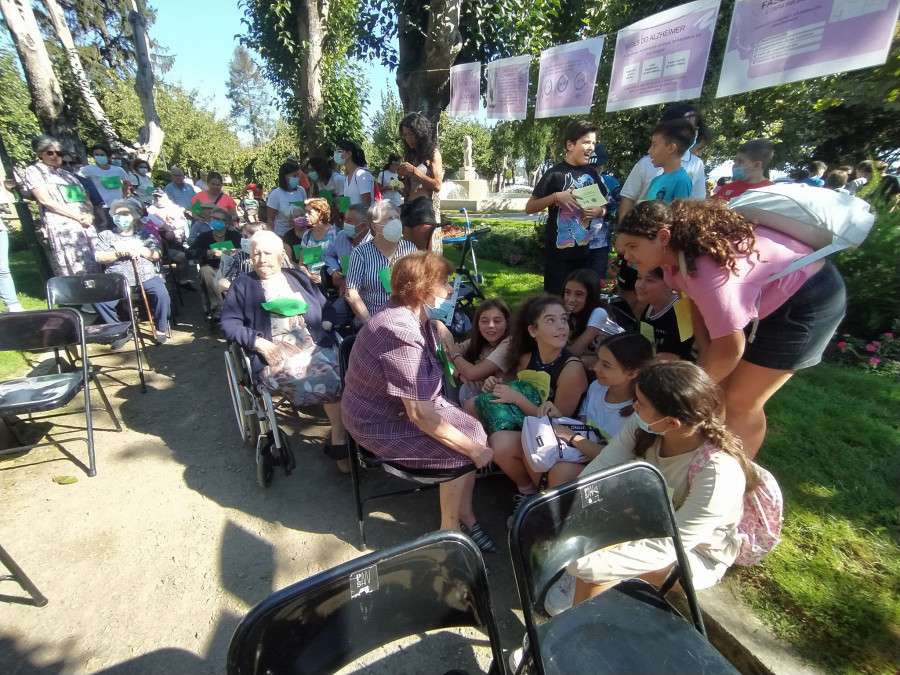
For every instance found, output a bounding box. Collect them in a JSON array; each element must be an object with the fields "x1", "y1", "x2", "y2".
[{"x1": 456, "y1": 134, "x2": 488, "y2": 201}]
